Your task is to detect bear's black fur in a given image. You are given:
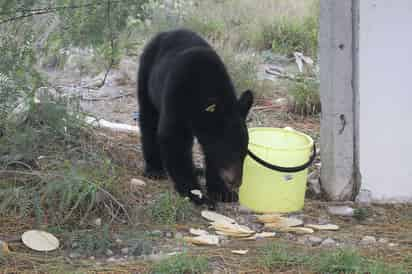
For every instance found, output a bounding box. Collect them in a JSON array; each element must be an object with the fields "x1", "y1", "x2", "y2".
[{"x1": 137, "y1": 29, "x2": 253, "y2": 206}]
